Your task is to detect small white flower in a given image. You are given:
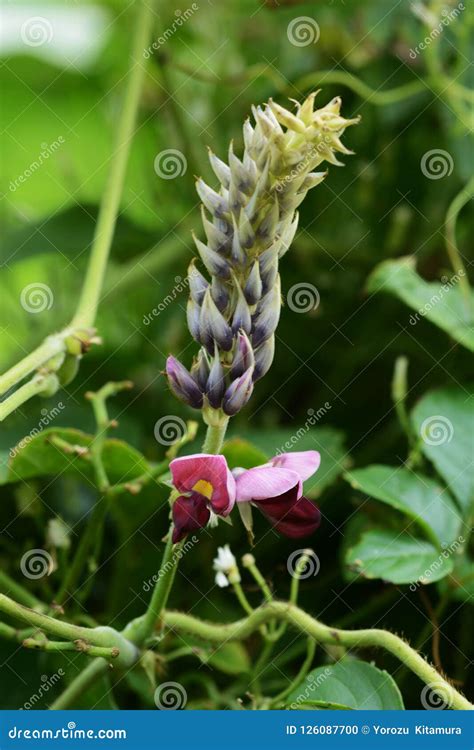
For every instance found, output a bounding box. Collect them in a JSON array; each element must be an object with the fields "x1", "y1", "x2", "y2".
[{"x1": 213, "y1": 544, "x2": 240, "y2": 587}]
